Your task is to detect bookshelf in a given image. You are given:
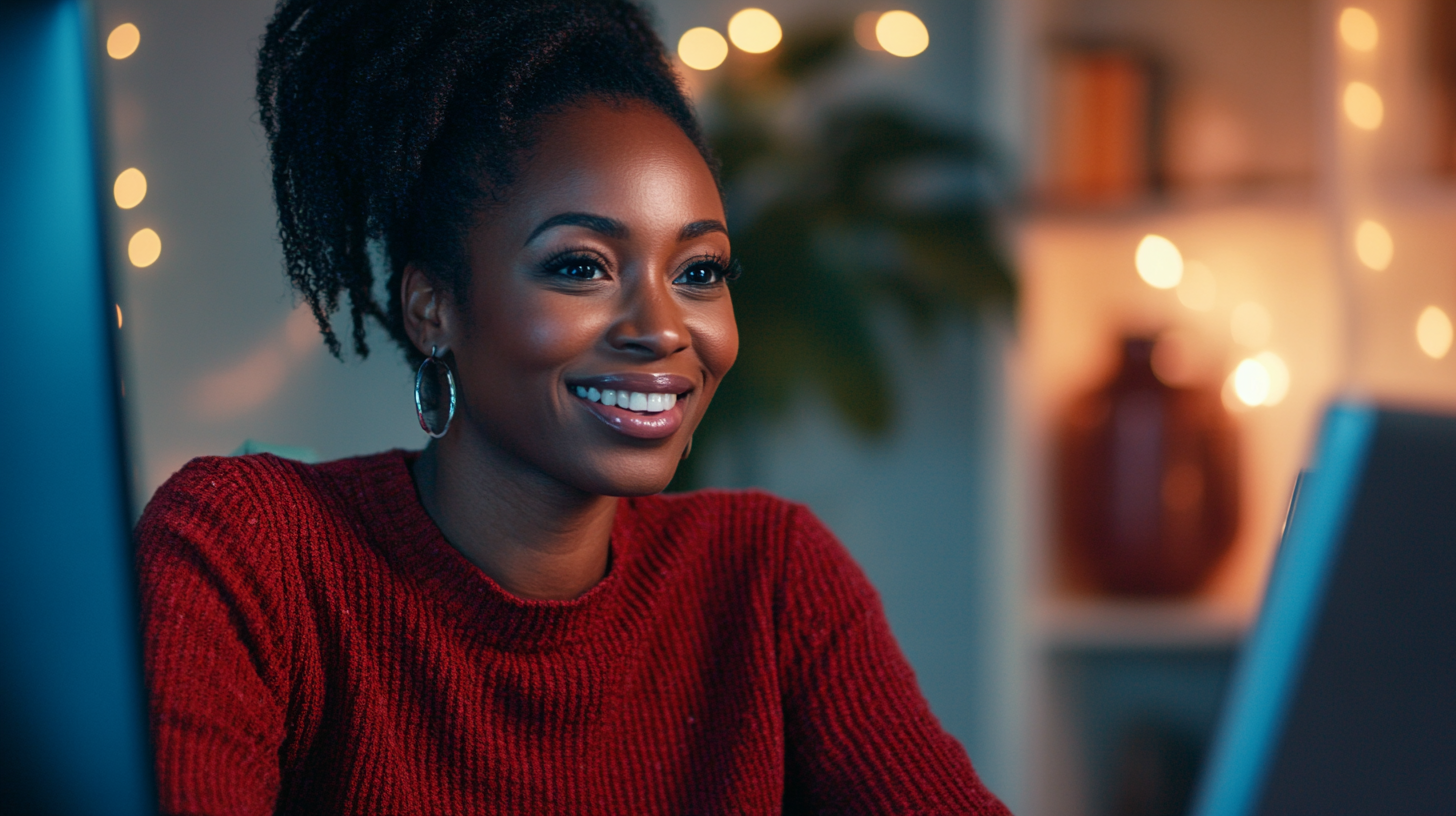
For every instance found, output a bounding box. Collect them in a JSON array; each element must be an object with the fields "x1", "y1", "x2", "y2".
[{"x1": 1012, "y1": 1, "x2": 1456, "y2": 814}]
